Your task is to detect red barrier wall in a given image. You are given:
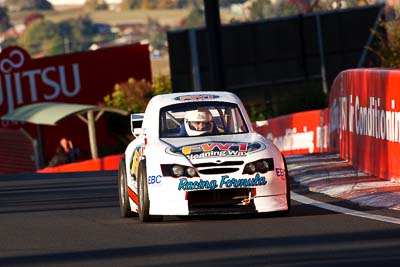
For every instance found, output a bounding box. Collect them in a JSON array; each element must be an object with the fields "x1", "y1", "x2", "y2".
[
  {"x1": 0, "y1": 45, "x2": 151, "y2": 171},
  {"x1": 255, "y1": 109, "x2": 329, "y2": 155},
  {"x1": 33, "y1": 66, "x2": 400, "y2": 184},
  {"x1": 329, "y1": 69, "x2": 400, "y2": 182},
  {"x1": 38, "y1": 154, "x2": 123, "y2": 173}
]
